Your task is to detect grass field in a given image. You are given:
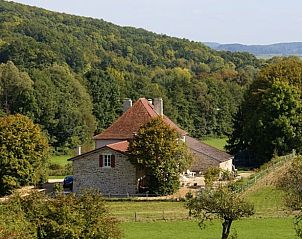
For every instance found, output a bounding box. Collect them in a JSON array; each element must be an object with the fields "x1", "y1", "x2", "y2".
[
  {"x1": 108, "y1": 186, "x2": 289, "y2": 221},
  {"x1": 112, "y1": 184, "x2": 294, "y2": 238},
  {"x1": 108, "y1": 201, "x2": 188, "y2": 221},
  {"x1": 201, "y1": 137, "x2": 227, "y2": 151},
  {"x1": 244, "y1": 186, "x2": 288, "y2": 217},
  {"x1": 122, "y1": 218, "x2": 295, "y2": 239},
  {"x1": 49, "y1": 155, "x2": 71, "y2": 166}
]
